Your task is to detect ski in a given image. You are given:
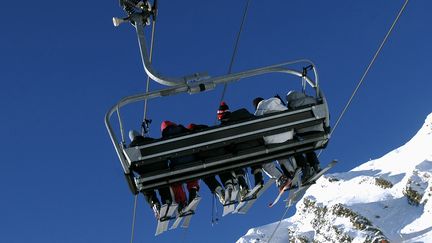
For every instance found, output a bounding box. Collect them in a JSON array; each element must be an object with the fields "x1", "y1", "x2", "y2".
[
  {"x1": 285, "y1": 183, "x2": 311, "y2": 208},
  {"x1": 234, "y1": 178, "x2": 276, "y2": 214},
  {"x1": 284, "y1": 160, "x2": 338, "y2": 207},
  {"x1": 181, "y1": 197, "x2": 202, "y2": 228},
  {"x1": 268, "y1": 169, "x2": 302, "y2": 208},
  {"x1": 155, "y1": 203, "x2": 178, "y2": 236},
  {"x1": 222, "y1": 185, "x2": 239, "y2": 216},
  {"x1": 170, "y1": 197, "x2": 202, "y2": 230},
  {"x1": 241, "y1": 183, "x2": 263, "y2": 202}
]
